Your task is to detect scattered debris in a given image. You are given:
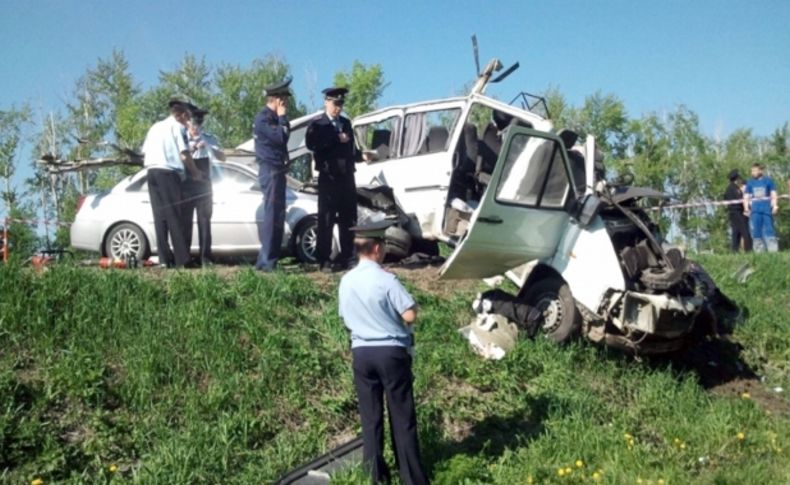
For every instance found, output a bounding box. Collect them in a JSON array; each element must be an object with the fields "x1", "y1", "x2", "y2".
[{"x1": 732, "y1": 263, "x2": 755, "y2": 284}]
